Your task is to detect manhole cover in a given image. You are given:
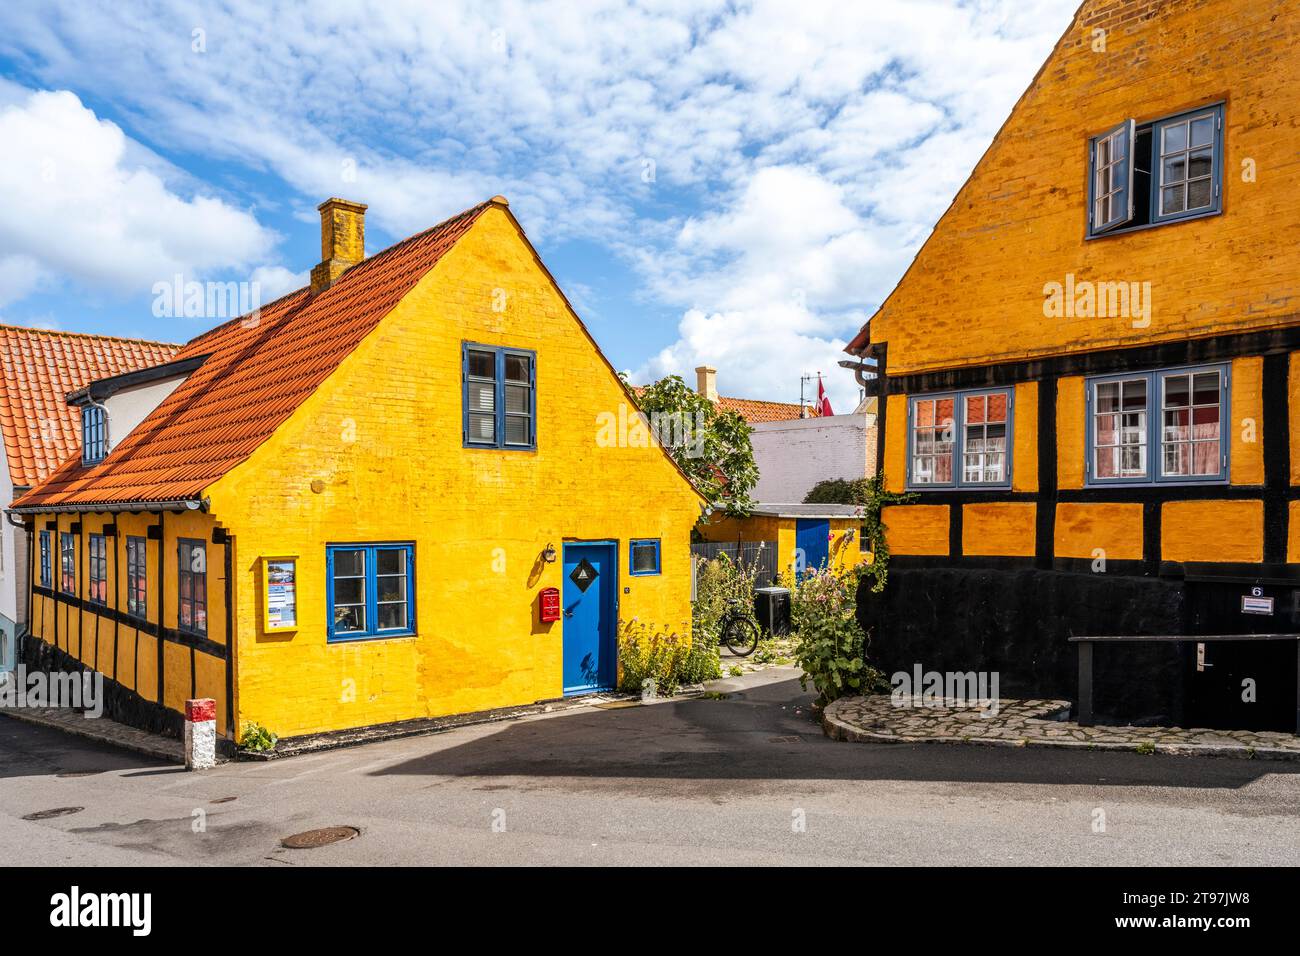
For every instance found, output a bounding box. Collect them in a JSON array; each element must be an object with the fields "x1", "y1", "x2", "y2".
[
  {"x1": 23, "y1": 806, "x2": 84, "y2": 820},
  {"x1": 56, "y1": 771, "x2": 99, "y2": 778},
  {"x1": 210, "y1": 796, "x2": 237, "y2": 804},
  {"x1": 768, "y1": 735, "x2": 803, "y2": 744},
  {"x1": 280, "y1": 826, "x2": 359, "y2": 849}
]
